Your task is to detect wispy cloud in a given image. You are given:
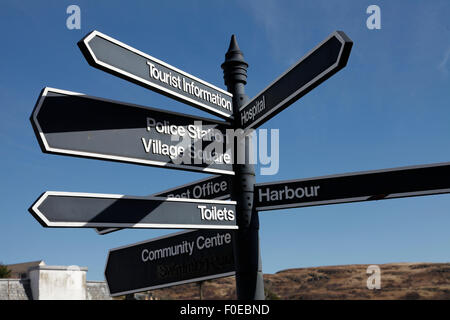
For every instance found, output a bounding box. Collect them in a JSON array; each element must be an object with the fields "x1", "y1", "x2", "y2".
[
  {"x1": 438, "y1": 47, "x2": 450, "y2": 75},
  {"x1": 239, "y1": 0, "x2": 308, "y2": 66},
  {"x1": 239, "y1": 1, "x2": 355, "y2": 67}
]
